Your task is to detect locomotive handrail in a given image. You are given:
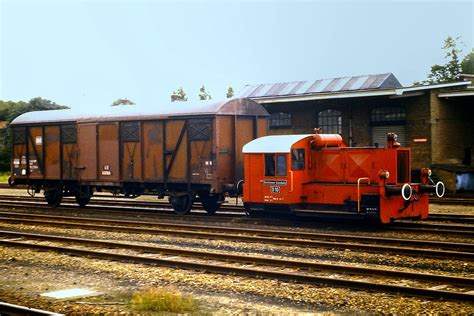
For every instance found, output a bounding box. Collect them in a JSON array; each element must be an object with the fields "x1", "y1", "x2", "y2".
[
  {"x1": 289, "y1": 170, "x2": 294, "y2": 193},
  {"x1": 357, "y1": 177, "x2": 371, "y2": 213}
]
